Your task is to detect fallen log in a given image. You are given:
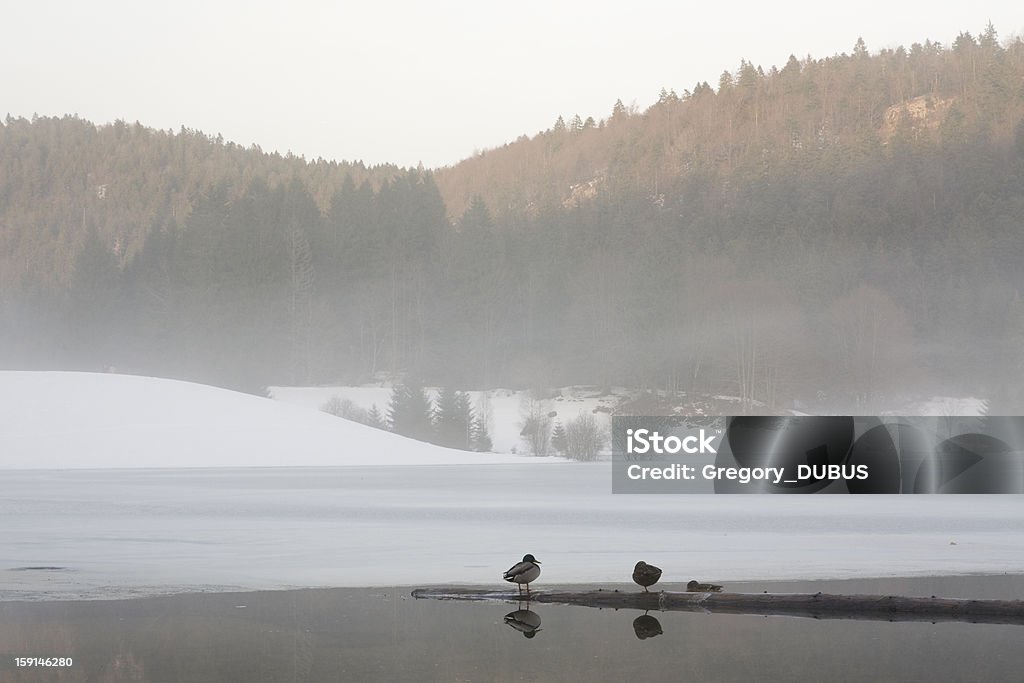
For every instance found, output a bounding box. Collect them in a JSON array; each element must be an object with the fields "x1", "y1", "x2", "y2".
[{"x1": 411, "y1": 587, "x2": 1024, "y2": 626}]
